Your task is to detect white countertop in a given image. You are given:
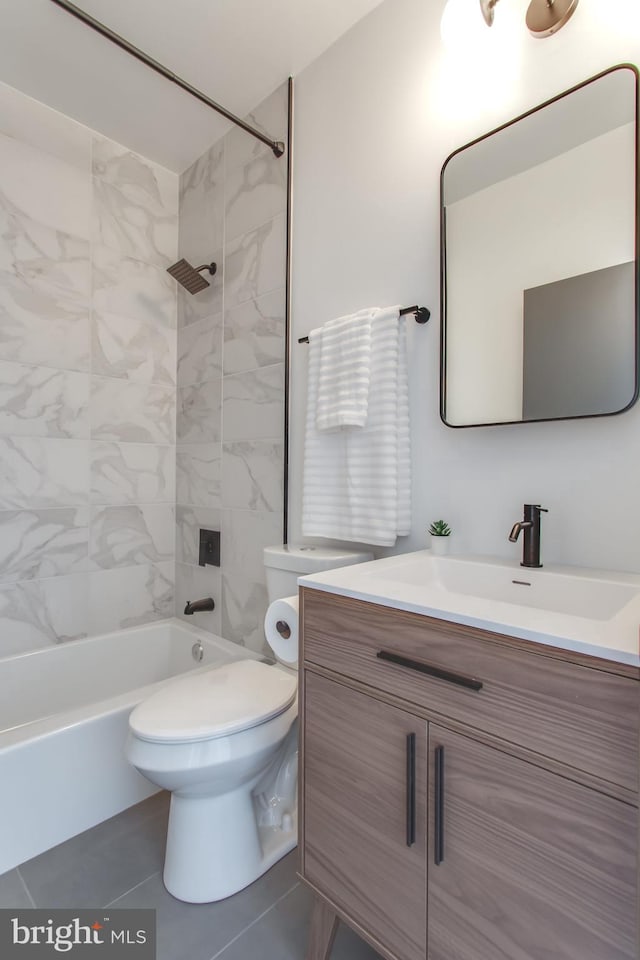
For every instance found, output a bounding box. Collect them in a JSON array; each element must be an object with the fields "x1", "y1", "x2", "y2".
[{"x1": 298, "y1": 551, "x2": 640, "y2": 669}]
